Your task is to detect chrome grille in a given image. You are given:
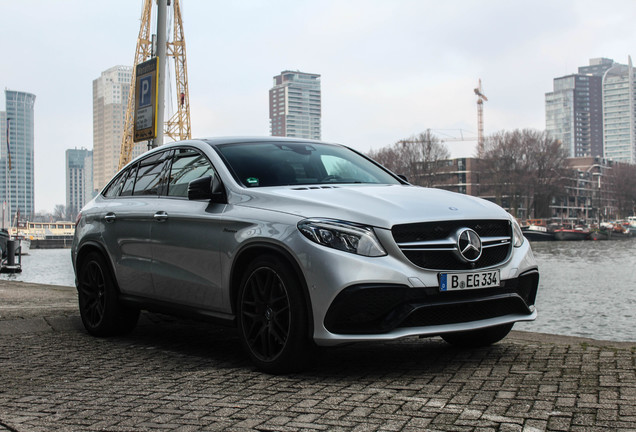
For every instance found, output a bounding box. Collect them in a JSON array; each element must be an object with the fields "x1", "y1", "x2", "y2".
[{"x1": 392, "y1": 220, "x2": 512, "y2": 270}]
